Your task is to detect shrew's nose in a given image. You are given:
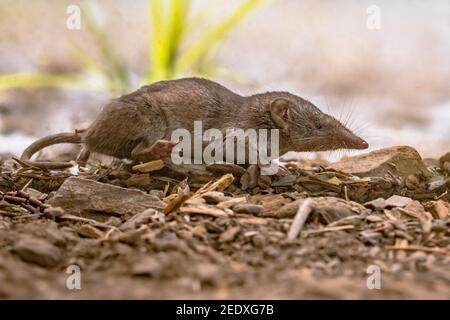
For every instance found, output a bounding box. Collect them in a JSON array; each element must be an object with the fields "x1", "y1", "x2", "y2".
[{"x1": 356, "y1": 139, "x2": 369, "y2": 149}]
